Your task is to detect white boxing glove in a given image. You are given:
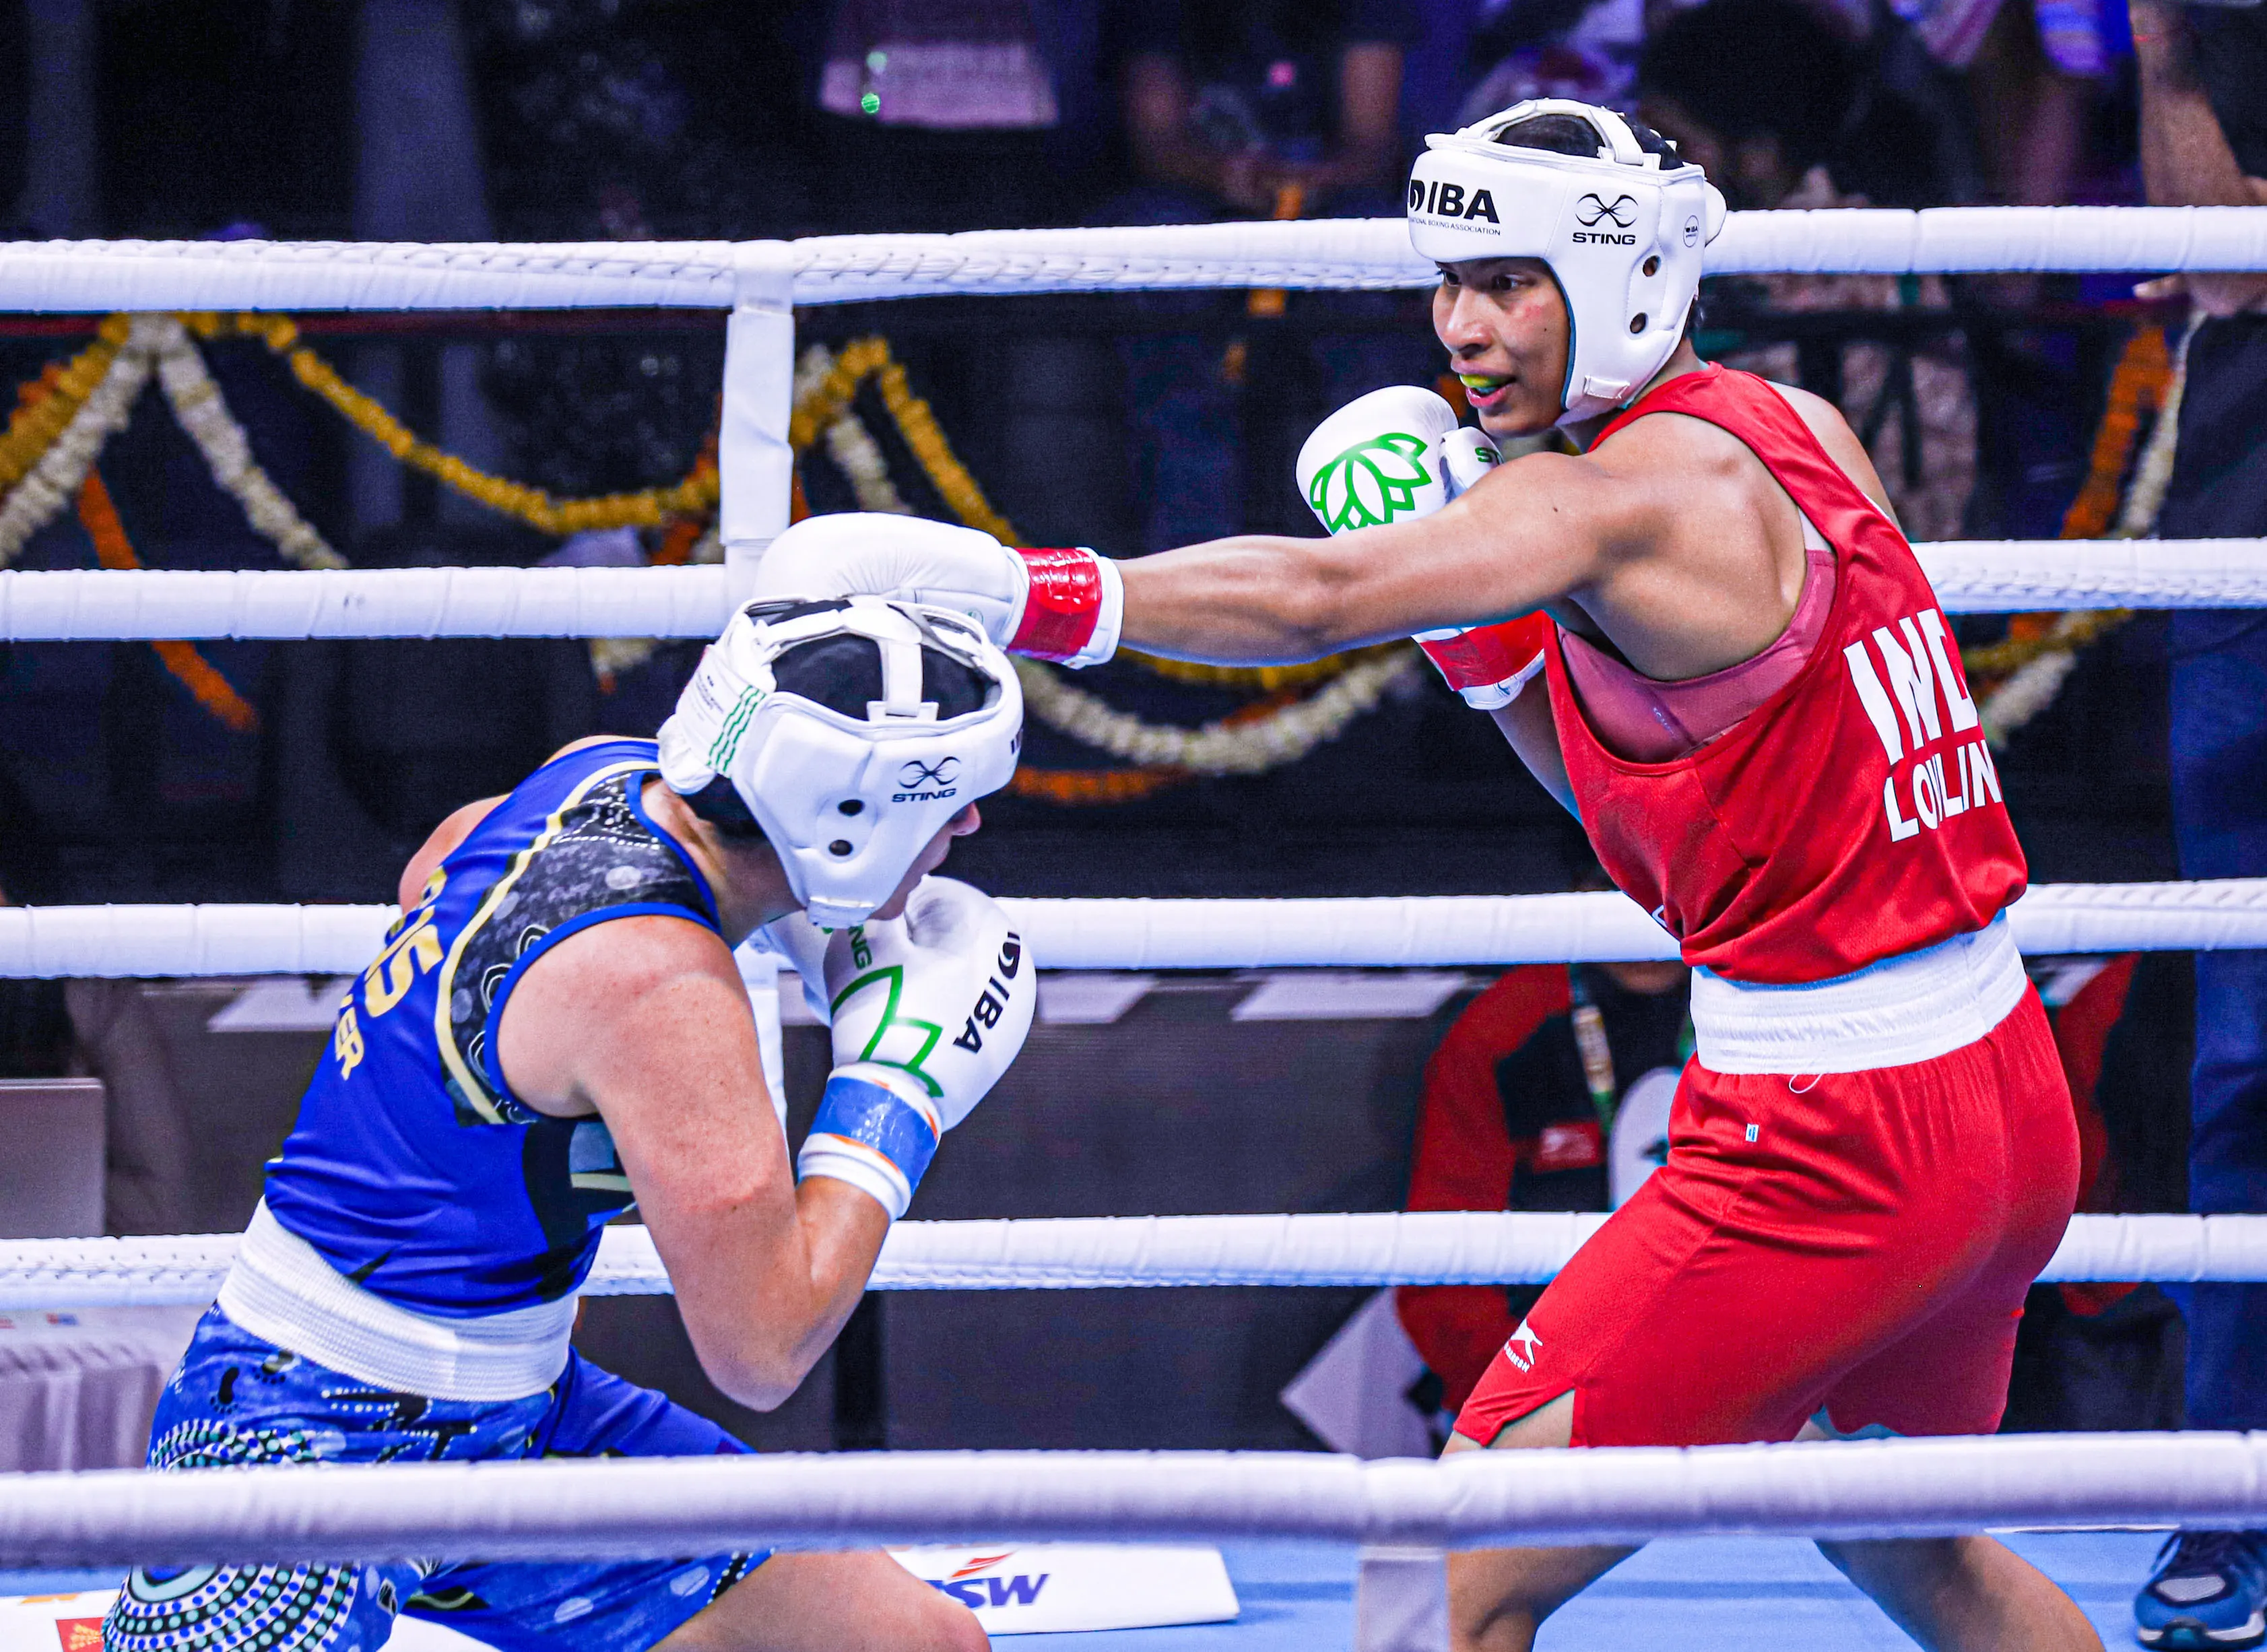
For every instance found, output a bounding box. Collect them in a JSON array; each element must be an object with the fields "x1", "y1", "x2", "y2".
[
  {"x1": 793, "y1": 877, "x2": 1034, "y2": 1218},
  {"x1": 1296, "y1": 389, "x2": 1536, "y2": 708},
  {"x1": 746, "y1": 512, "x2": 1122, "y2": 668},
  {"x1": 1296, "y1": 385, "x2": 1499, "y2": 534},
  {"x1": 753, "y1": 910, "x2": 834, "y2": 1025}
]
